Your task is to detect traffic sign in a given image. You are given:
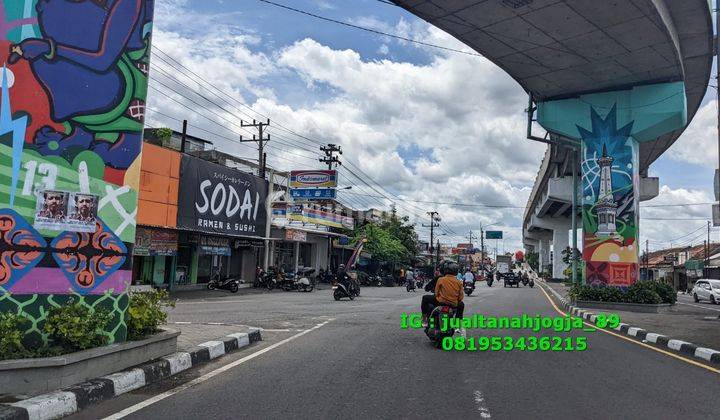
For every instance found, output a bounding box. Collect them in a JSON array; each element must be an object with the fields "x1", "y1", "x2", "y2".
[{"x1": 486, "y1": 230, "x2": 503, "y2": 239}]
